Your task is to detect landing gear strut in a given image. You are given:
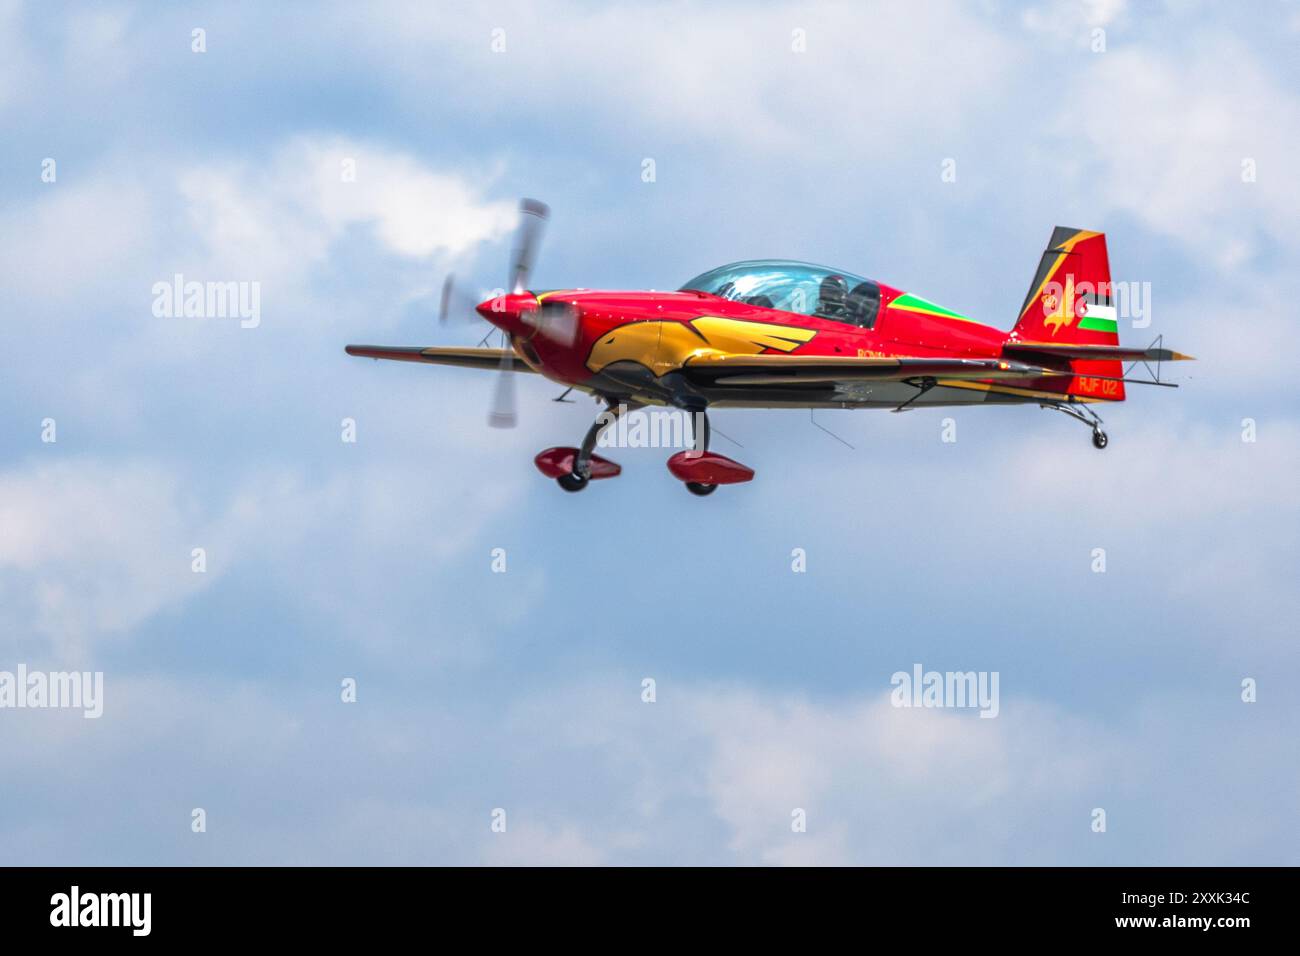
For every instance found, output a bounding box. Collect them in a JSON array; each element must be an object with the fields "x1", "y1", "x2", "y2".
[
  {"x1": 665, "y1": 408, "x2": 755, "y2": 493},
  {"x1": 533, "y1": 400, "x2": 633, "y2": 492},
  {"x1": 572, "y1": 401, "x2": 635, "y2": 482},
  {"x1": 1042, "y1": 401, "x2": 1108, "y2": 450},
  {"x1": 684, "y1": 409, "x2": 717, "y2": 497}
]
